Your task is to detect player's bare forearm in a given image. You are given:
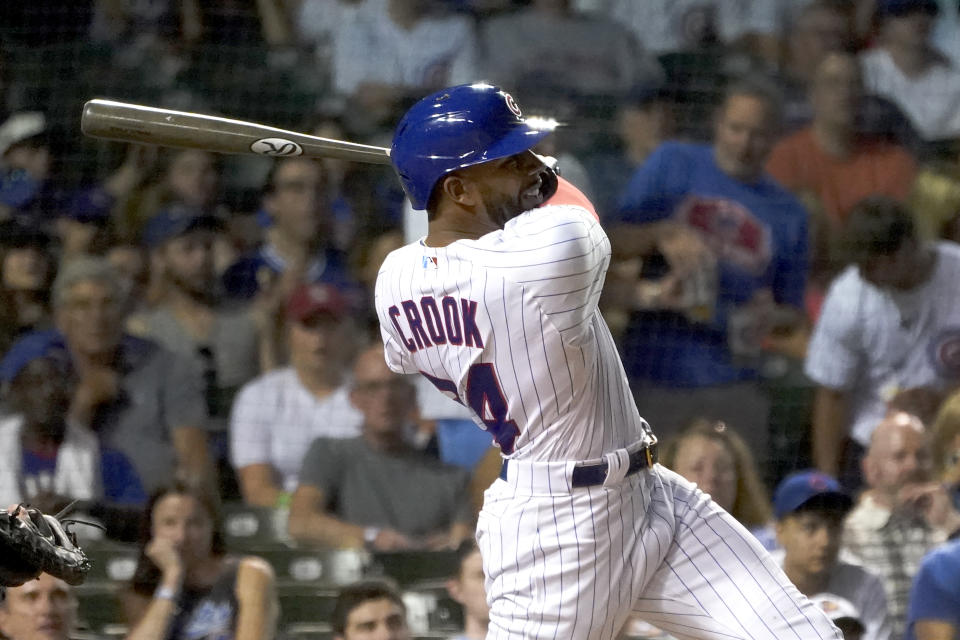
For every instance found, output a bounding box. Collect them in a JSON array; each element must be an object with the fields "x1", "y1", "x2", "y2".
[{"x1": 811, "y1": 386, "x2": 848, "y2": 477}]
